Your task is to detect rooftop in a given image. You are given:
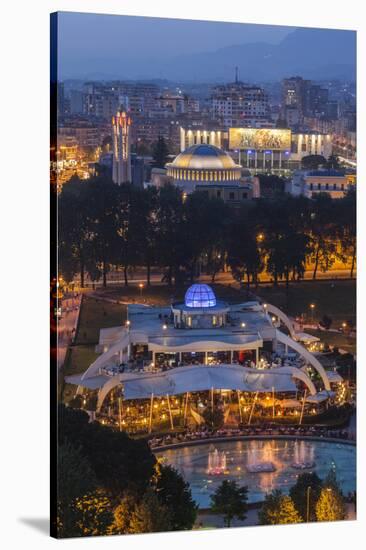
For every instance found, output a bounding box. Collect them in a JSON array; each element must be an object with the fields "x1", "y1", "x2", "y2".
[{"x1": 167, "y1": 144, "x2": 239, "y2": 170}]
